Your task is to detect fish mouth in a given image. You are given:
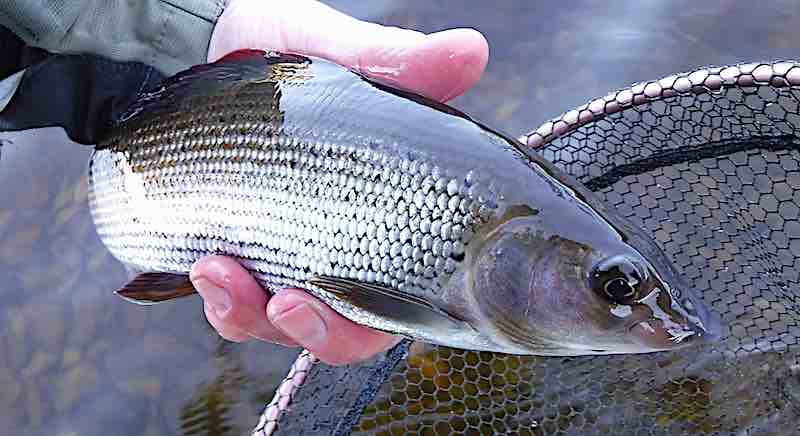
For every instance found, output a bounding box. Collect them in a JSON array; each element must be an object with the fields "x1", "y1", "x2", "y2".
[
  {"x1": 679, "y1": 294, "x2": 723, "y2": 343},
  {"x1": 634, "y1": 287, "x2": 722, "y2": 349},
  {"x1": 628, "y1": 318, "x2": 710, "y2": 351}
]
